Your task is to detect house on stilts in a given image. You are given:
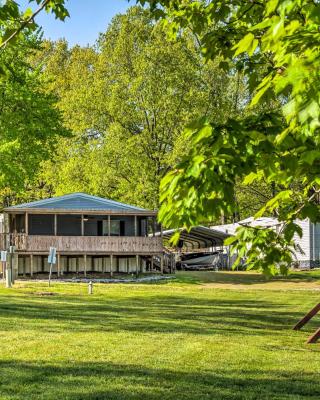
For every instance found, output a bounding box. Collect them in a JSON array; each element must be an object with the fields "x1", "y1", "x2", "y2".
[{"x1": 0, "y1": 193, "x2": 164, "y2": 277}]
